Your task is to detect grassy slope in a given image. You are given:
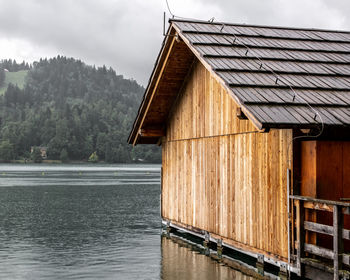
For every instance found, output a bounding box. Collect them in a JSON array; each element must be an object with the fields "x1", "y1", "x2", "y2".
[{"x1": 0, "y1": 70, "x2": 28, "y2": 95}]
